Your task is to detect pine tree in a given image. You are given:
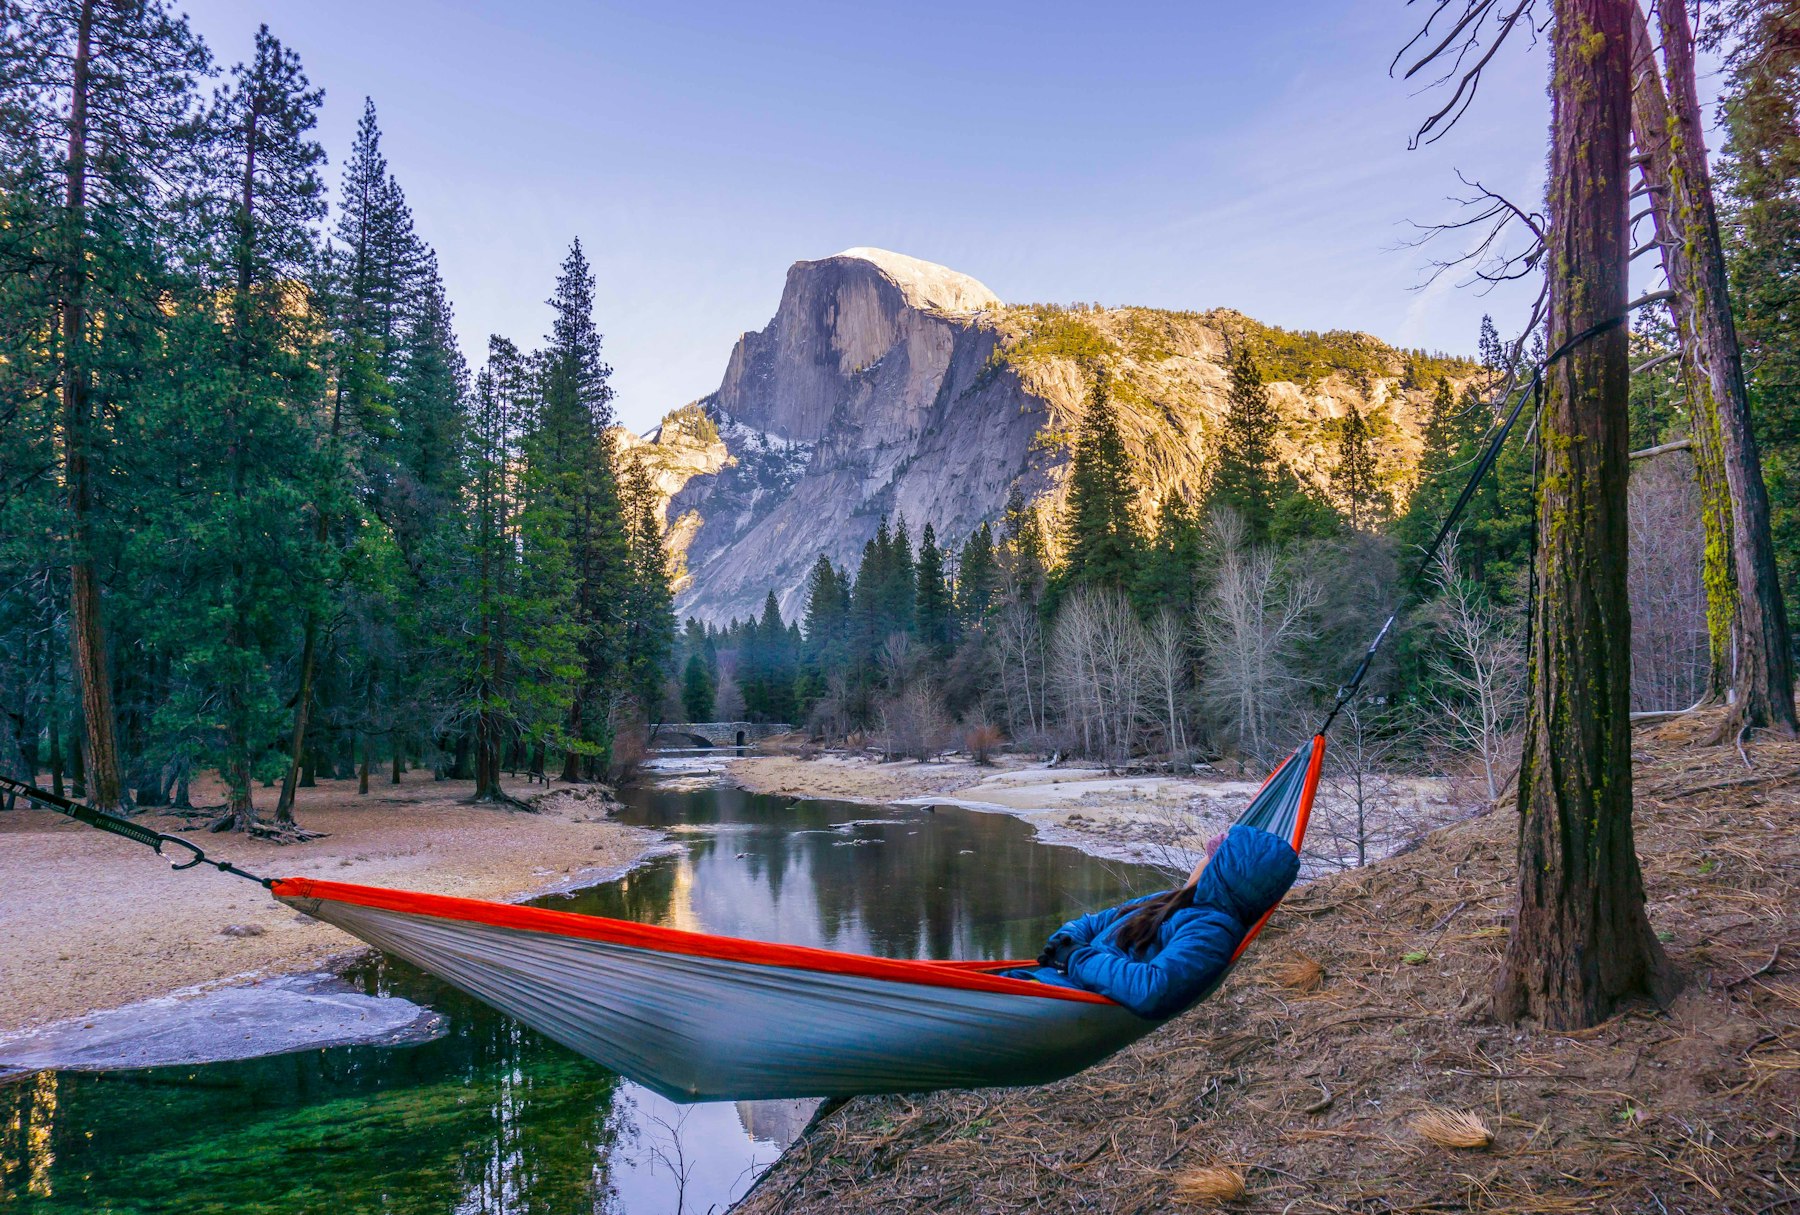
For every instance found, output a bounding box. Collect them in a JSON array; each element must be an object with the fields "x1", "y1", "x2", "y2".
[
  {"x1": 163, "y1": 24, "x2": 327, "y2": 829},
  {"x1": 1207, "y1": 344, "x2": 1282, "y2": 542},
  {"x1": 1059, "y1": 365, "x2": 1140, "y2": 591},
  {"x1": 1330, "y1": 404, "x2": 1379, "y2": 531},
  {"x1": 681, "y1": 651, "x2": 714, "y2": 721},
  {"x1": 886, "y1": 515, "x2": 917, "y2": 638},
  {"x1": 1133, "y1": 491, "x2": 1204, "y2": 616},
  {"x1": 756, "y1": 593, "x2": 796, "y2": 722},
  {"x1": 956, "y1": 525, "x2": 998, "y2": 626},
  {"x1": 618, "y1": 448, "x2": 674, "y2": 720},
  {"x1": 802, "y1": 553, "x2": 848, "y2": 665},
  {"x1": 998, "y1": 486, "x2": 1046, "y2": 603},
  {"x1": 531, "y1": 239, "x2": 632, "y2": 779},
  {"x1": 914, "y1": 522, "x2": 953, "y2": 654},
  {"x1": 1477, "y1": 314, "x2": 1508, "y2": 390},
  {"x1": 849, "y1": 529, "x2": 885, "y2": 670},
  {"x1": 1, "y1": 0, "x2": 211, "y2": 810}
]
